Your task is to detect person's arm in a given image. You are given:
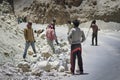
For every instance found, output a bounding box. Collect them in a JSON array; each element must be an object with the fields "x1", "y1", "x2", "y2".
[
  {"x1": 32, "y1": 29, "x2": 35, "y2": 42},
  {"x1": 68, "y1": 29, "x2": 73, "y2": 44},
  {"x1": 24, "y1": 29, "x2": 28, "y2": 41},
  {"x1": 51, "y1": 29, "x2": 56, "y2": 40},
  {"x1": 81, "y1": 31, "x2": 85, "y2": 43},
  {"x1": 90, "y1": 23, "x2": 92, "y2": 28}
]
